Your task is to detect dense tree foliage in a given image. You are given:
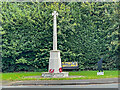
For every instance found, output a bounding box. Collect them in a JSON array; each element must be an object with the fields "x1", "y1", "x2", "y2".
[{"x1": 1, "y1": 2, "x2": 119, "y2": 72}]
